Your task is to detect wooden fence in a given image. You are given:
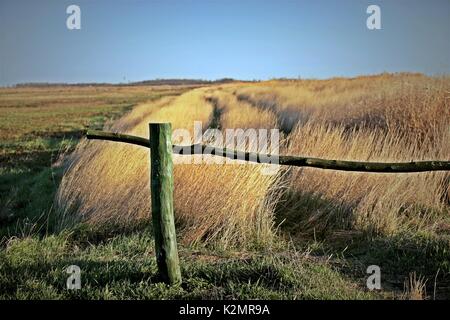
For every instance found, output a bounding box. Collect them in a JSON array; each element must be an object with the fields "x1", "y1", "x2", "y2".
[{"x1": 86, "y1": 123, "x2": 450, "y2": 285}]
